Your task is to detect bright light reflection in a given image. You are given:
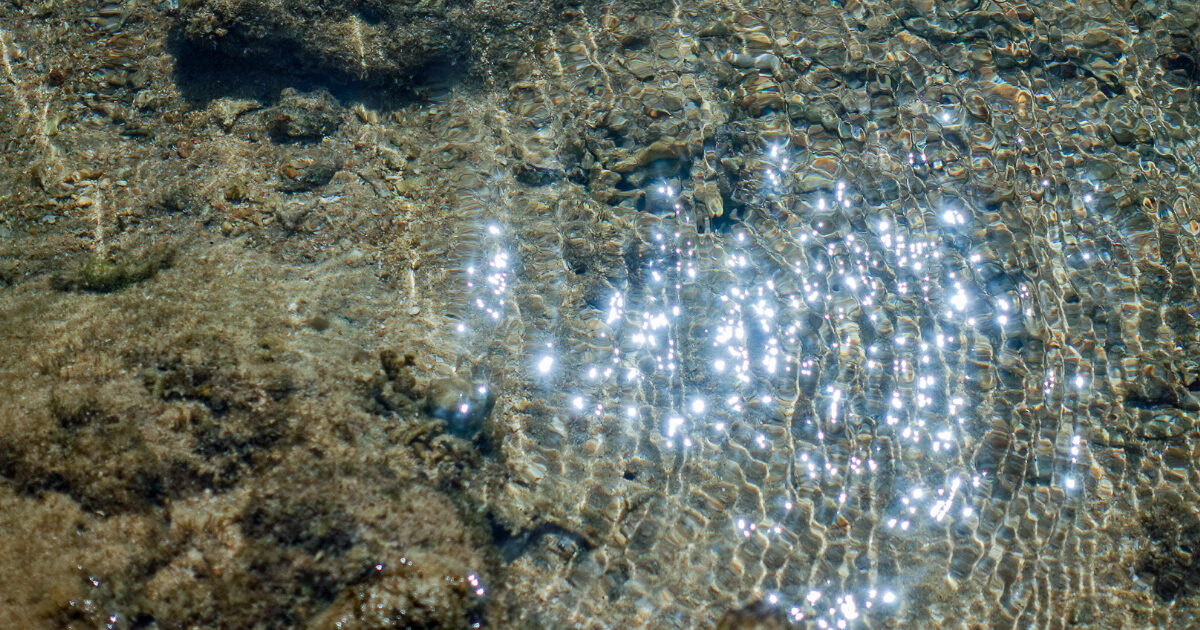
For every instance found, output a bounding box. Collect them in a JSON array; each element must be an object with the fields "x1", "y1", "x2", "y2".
[{"x1": 450, "y1": 122, "x2": 1101, "y2": 625}]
